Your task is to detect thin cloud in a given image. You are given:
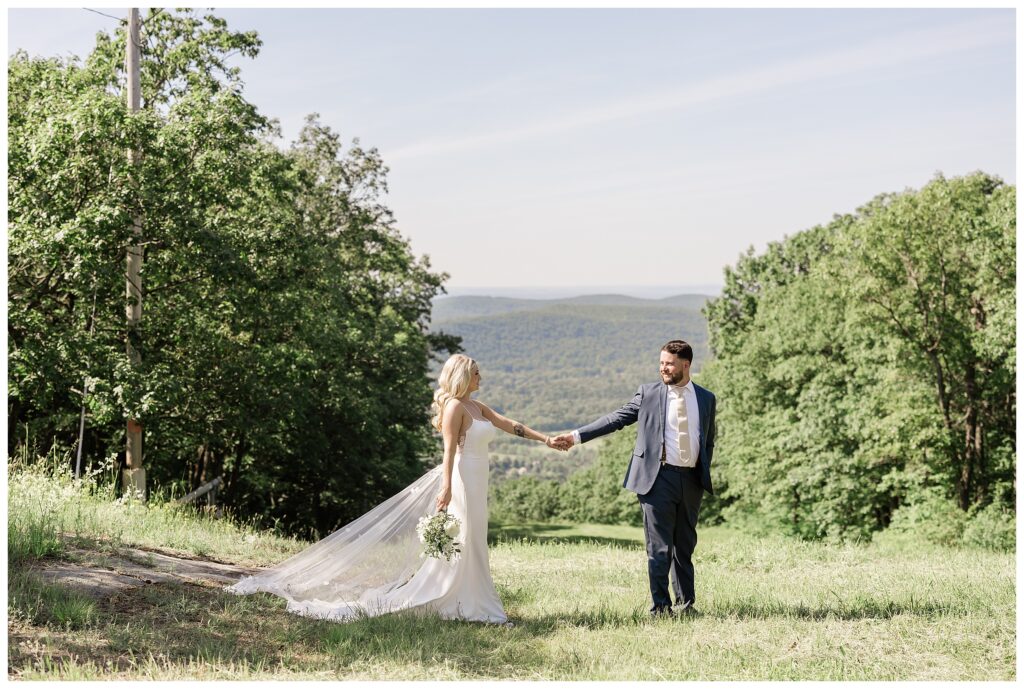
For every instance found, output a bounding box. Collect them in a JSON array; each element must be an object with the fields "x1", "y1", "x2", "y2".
[{"x1": 387, "y1": 14, "x2": 1013, "y2": 162}]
